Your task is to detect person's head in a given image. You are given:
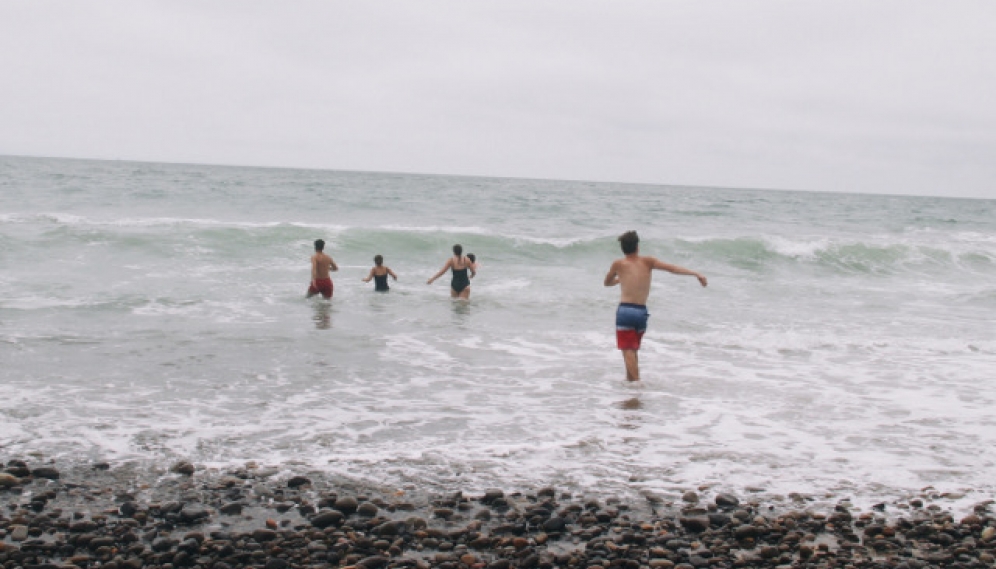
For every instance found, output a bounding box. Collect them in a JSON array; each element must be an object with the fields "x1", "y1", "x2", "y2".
[
  {"x1": 374, "y1": 254, "x2": 383, "y2": 266},
  {"x1": 453, "y1": 244, "x2": 463, "y2": 256},
  {"x1": 314, "y1": 239, "x2": 325, "y2": 252},
  {"x1": 618, "y1": 231, "x2": 639, "y2": 255},
  {"x1": 467, "y1": 253, "x2": 476, "y2": 264}
]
